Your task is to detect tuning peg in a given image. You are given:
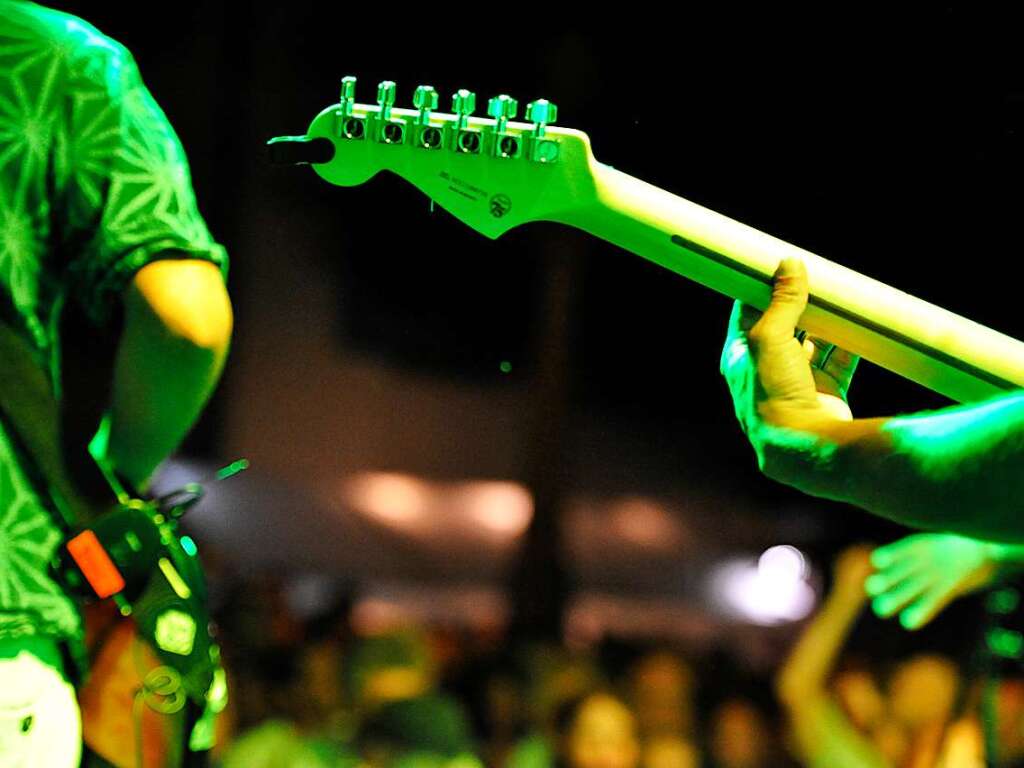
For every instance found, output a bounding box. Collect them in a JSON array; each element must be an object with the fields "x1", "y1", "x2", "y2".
[
  {"x1": 412, "y1": 85, "x2": 443, "y2": 149},
  {"x1": 526, "y1": 99, "x2": 557, "y2": 137},
  {"x1": 450, "y1": 89, "x2": 481, "y2": 153},
  {"x1": 524, "y1": 99, "x2": 560, "y2": 163},
  {"x1": 452, "y1": 89, "x2": 476, "y2": 130},
  {"x1": 413, "y1": 85, "x2": 438, "y2": 124},
  {"x1": 334, "y1": 75, "x2": 365, "y2": 139},
  {"x1": 377, "y1": 80, "x2": 397, "y2": 122},
  {"x1": 374, "y1": 80, "x2": 407, "y2": 144},
  {"x1": 487, "y1": 94, "x2": 518, "y2": 133},
  {"x1": 339, "y1": 75, "x2": 357, "y2": 116},
  {"x1": 487, "y1": 94, "x2": 521, "y2": 158}
]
